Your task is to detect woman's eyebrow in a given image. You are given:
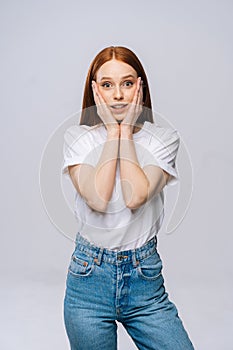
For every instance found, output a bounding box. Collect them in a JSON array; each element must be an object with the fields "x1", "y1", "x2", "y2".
[{"x1": 100, "y1": 74, "x2": 136, "y2": 81}]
